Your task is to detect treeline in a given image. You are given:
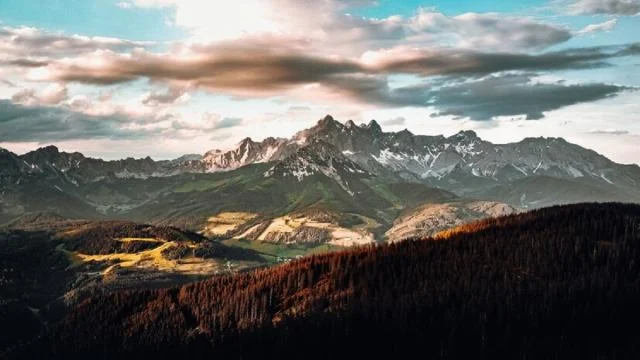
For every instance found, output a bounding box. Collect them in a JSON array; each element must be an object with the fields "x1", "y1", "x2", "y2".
[
  {"x1": 62, "y1": 221, "x2": 206, "y2": 255},
  {"x1": 23, "y1": 203, "x2": 640, "y2": 359}
]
